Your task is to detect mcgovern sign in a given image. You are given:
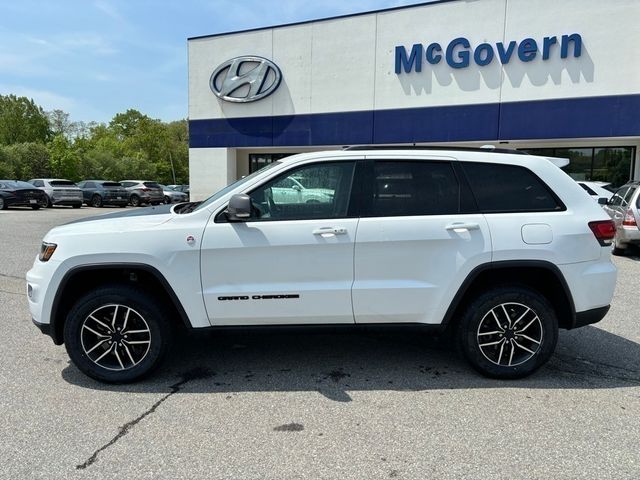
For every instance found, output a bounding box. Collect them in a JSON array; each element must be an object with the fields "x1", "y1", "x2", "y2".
[{"x1": 395, "y1": 33, "x2": 582, "y2": 73}]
